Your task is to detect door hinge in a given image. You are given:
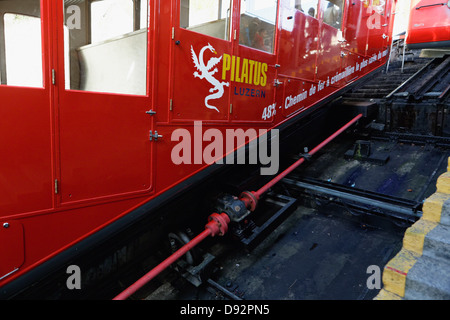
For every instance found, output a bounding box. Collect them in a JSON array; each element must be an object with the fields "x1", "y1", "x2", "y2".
[
  {"x1": 172, "y1": 27, "x2": 175, "y2": 40},
  {"x1": 149, "y1": 130, "x2": 163, "y2": 141},
  {"x1": 52, "y1": 69, "x2": 56, "y2": 85},
  {"x1": 55, "y1": 179, "x2": 59, "y2": 194}
]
